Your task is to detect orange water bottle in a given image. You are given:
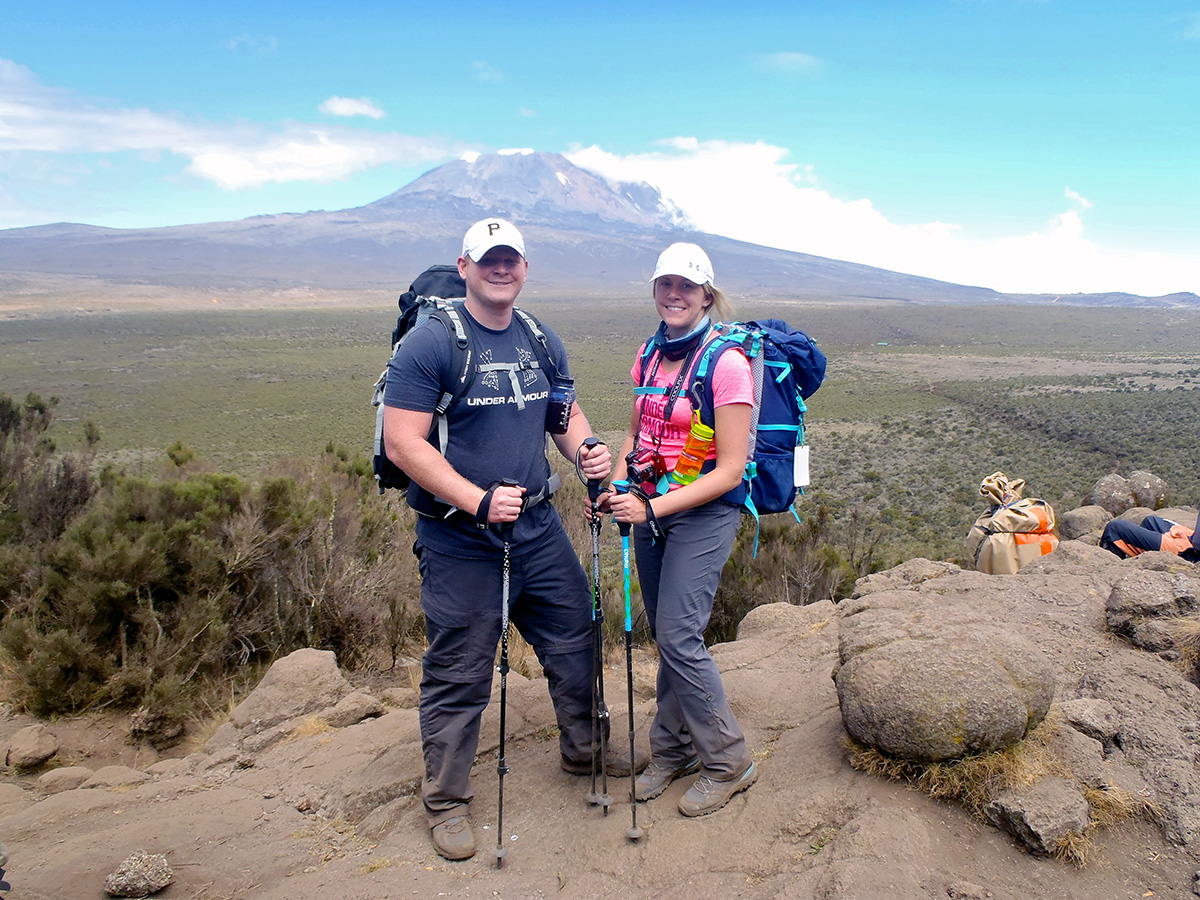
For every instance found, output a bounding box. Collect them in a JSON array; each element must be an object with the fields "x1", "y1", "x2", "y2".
[{"x1": 671, "y1": 412, "x2": 715, "y2": 484}]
